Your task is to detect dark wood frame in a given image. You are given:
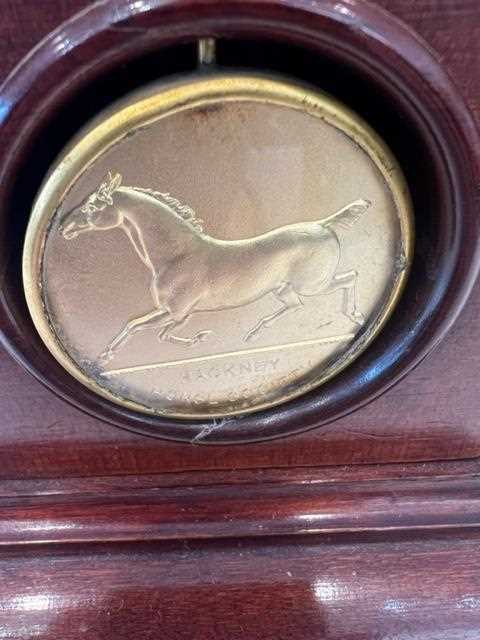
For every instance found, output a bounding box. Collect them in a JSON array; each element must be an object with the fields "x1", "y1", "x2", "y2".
[{"x1": 0, "y1": 0, "x2": 479, "y2": 443}]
